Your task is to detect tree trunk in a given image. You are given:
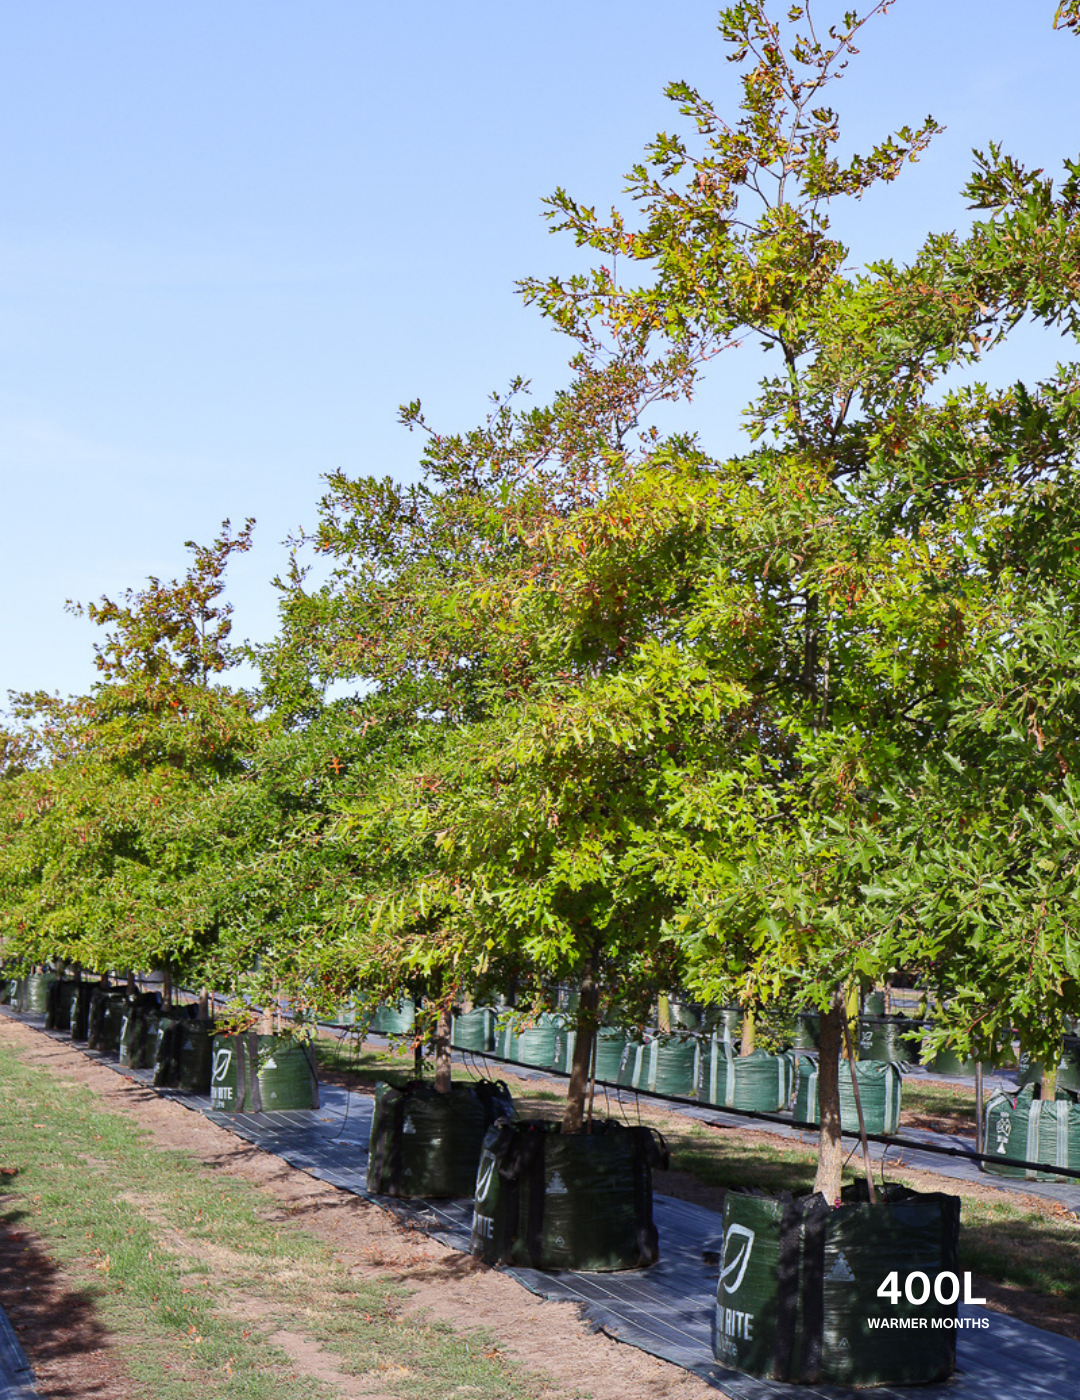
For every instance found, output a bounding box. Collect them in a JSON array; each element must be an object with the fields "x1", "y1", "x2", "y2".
[
  {"x1": 434, "y1": 1005, "x2": 453, "y2": 1093},
  {"x1": 162, "y1": 966, "x2": 172, "y2": 1008},
  {"x1": 561, "y1": 952, "x2": 600, "y2": 1134},
  {"x1": 658, "y1": 993, "x2": 671, "y2": 1033},
  {"x1": 813, "y1": 1002, "x2": 844, "y2": 1202},
  {"x1": 740, "y1": 1006, "x2": 756, "y2": 1057},
  {"x1": 197, "y1": 987, "x2": 210, "y2": 1021}
]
